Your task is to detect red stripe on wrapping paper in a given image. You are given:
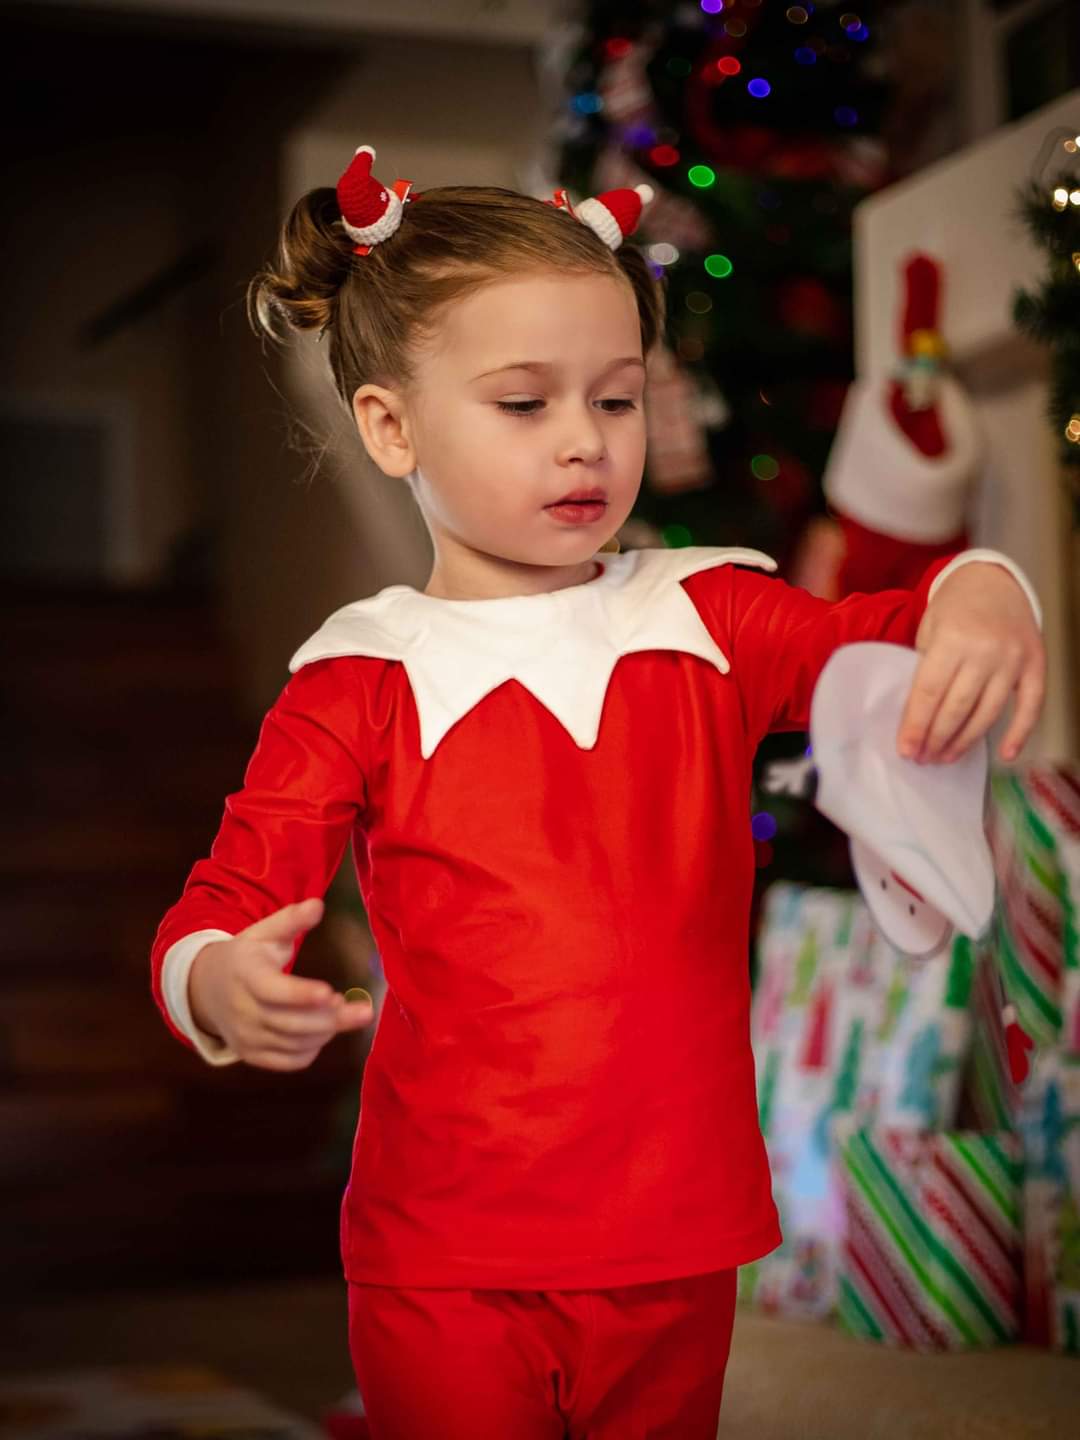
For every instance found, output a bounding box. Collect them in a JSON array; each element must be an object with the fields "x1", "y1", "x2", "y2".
[
  {"x1": 845, "y1": 1199, "x2": 942, "y2": 1348},
  {"x1": 1024, "y1": 889, "x2": 1063, "y2": 945},
  {"x1": 1057, "y1": 768, "x2": 1080, "y2": 807},
  {"x1": 1030, "y1": 772, "x2": 1080, "y2": 837},
  {"x1": 926, "y1": 1154, "x2": 1019, "y2": 1315},
  {"x1": 844, "y1": 1235, "x2": 916, "y2": 1345},
  {"x1": 1009, "y1": 908, "x2": 1062, "y2": 987}
]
